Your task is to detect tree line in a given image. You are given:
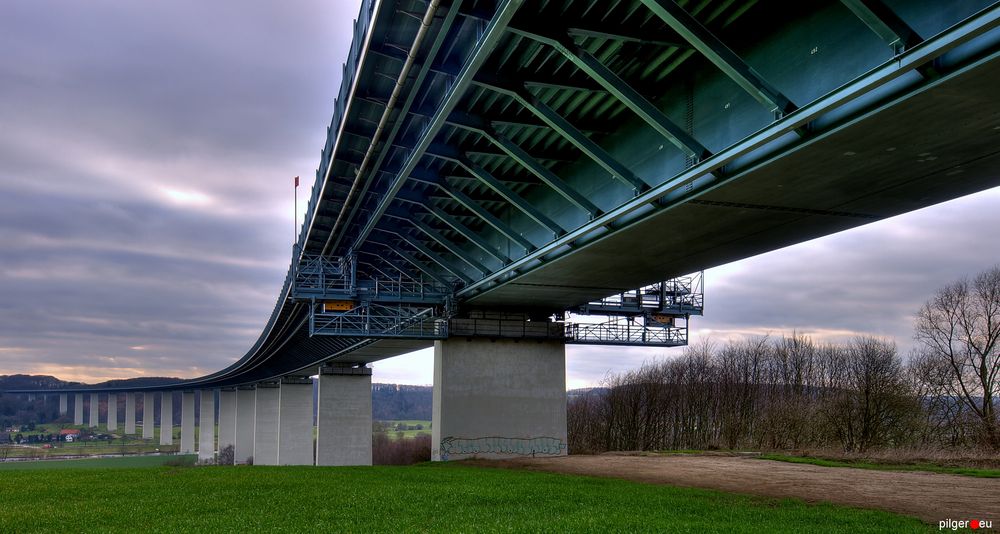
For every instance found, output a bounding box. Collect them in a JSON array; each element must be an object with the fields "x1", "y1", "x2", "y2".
[{"x1": 569, "y1": 266, "x2": 1000, "y2": 453}]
